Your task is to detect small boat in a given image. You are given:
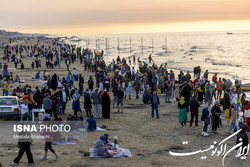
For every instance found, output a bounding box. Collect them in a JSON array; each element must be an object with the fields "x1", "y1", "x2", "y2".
[
  {"x1": 226, "y1": 32, "x2": 233, "y2": 35},
  {"x1": 234, "y1": 83, "x2": 250, "y2": 91},
  {"x1": 240, "y1": 84, "x2": 250, "y2": 91}
]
